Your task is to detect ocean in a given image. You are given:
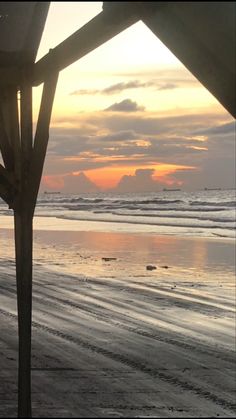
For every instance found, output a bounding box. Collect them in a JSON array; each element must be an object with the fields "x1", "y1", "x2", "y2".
[{"x1": 1, "y1": 189, "x2": 235, "y2": 240}]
